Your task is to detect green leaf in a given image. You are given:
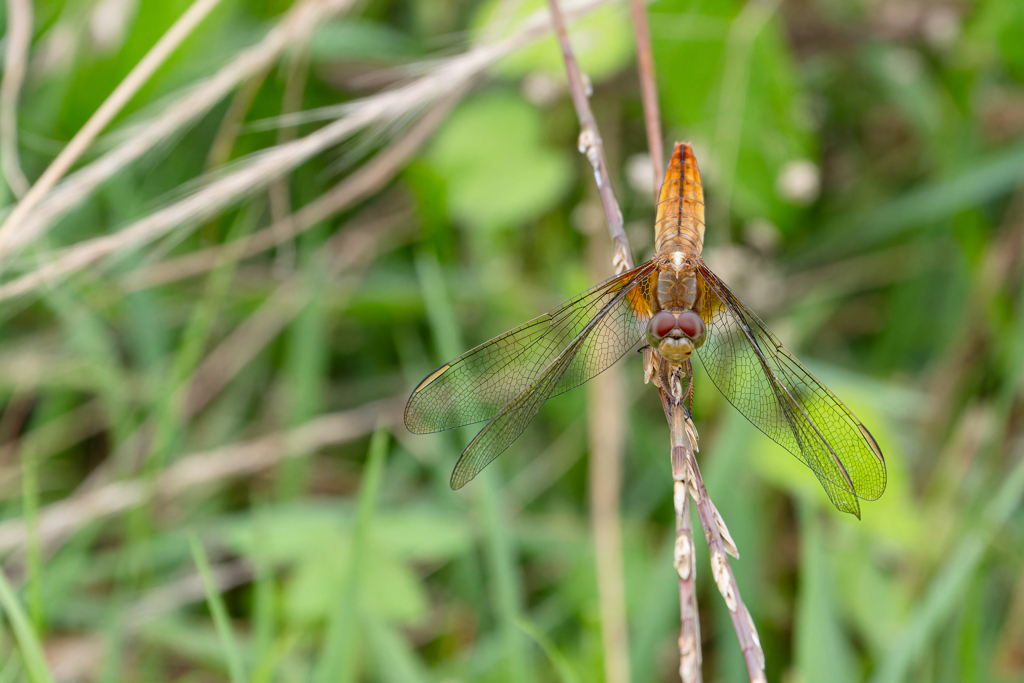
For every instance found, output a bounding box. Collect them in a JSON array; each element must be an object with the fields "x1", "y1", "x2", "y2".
[
  {"x1": 426, "y1": 91, "x2": 573, "y2": 230},
  {"x1": 474, "y1": 0, "x2": 633, "y2": 82}
]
